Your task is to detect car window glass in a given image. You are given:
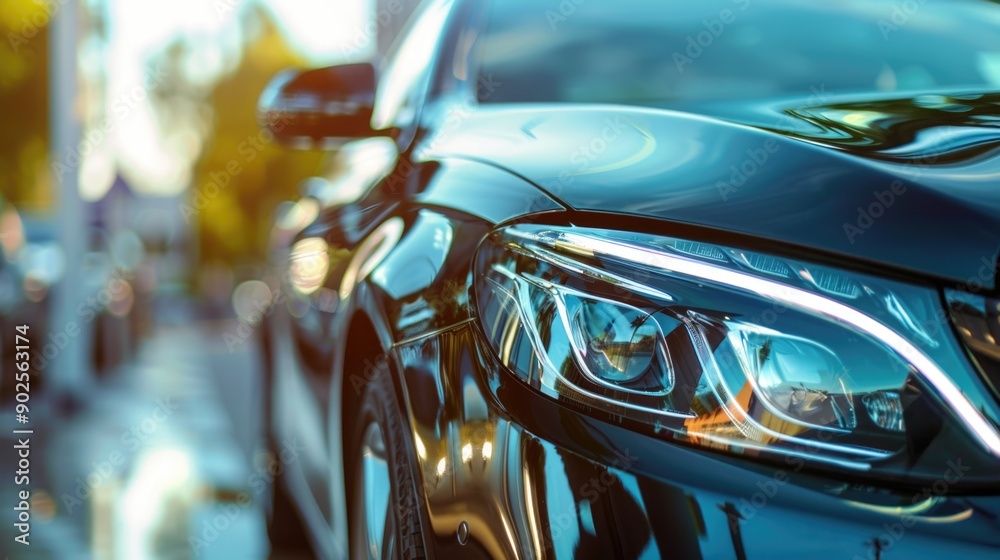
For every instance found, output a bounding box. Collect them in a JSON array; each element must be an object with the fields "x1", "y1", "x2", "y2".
[{"x1": 477, "y1": 0, "x2": 1000, "y2": 107}]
